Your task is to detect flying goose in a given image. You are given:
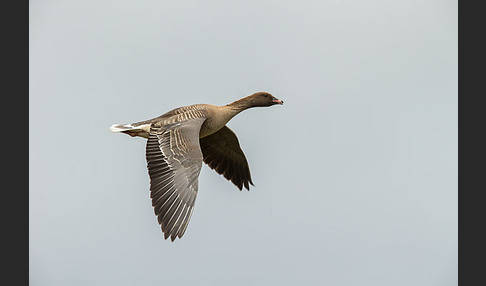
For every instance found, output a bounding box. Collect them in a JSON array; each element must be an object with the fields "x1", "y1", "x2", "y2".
[{"x1": 110, "y1": 92, "x2": 283, "y2": 241}]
